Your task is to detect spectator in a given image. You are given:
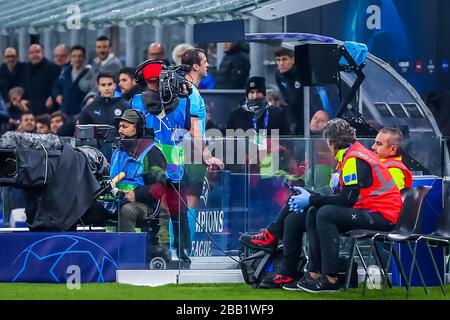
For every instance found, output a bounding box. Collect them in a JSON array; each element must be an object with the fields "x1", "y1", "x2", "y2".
[
  {"x1": 266, "y1": 87, "x2": 286, "y2": 109},
  {"x1": 0, "y1": 48, "x2": 27, "y2": 102},
  {"x1": 52, "y1": 45, "x2": 89, "y2": 116},
  {"x1": 309, "y1": 110, "x2": 330, "y2": 135},
  {"x1": 22, "y1": 44, "x2": 61, "y2": 116},
  {"x1": 81, "y1": 91, "x2": 97, "y2": 109},
  {"x1": 5, "y1": 87, "x2": 26, "y2": 129},
  {"x1": 172, "y1": 43, "x2": 193, "y2": 65},
  {"x1": 0, "y1": 97, "x2": 9, "y2": 134},
  {"x1": 215, "y1": 42, "x2": 250, "y2": 89},
  {"x1": 35, "y1": 114, "x2": 50, "y2": 134},
  {"x1": 147, "y1": 42, "x2": 170, "y2": 66},
  {"x1": 227, "y1": 76, "x2": 290, "y2": 136},
  {"x1": 118, "y1": 67, "x2": 142, "y2": 101},
  {"x1": 78, "y1": 72, "x2": 128, "y2": 127},
  {"x1": 53, "y1": 44, "x2": 70, "y2": 68},
  {"x1": 17, "y1": 111, "x2": 35, "y2": 133},
  {"x1": 205, "y1": 104, "x2": 220, "y2": 131},
  {"x1": 275, "y1": 47, "x2": 304, "y2": 135},
  {"x1": 79, "y1": 36, "x2": 123, "y2": 93},
  {"x1": 49, "y1": 111, "x2": 68, "y2": 134}
]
